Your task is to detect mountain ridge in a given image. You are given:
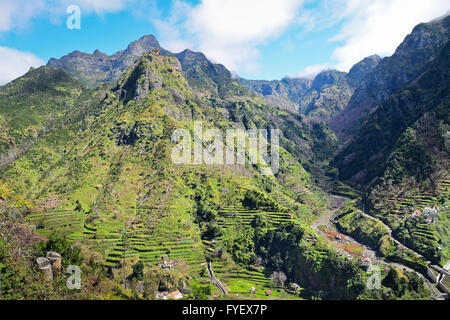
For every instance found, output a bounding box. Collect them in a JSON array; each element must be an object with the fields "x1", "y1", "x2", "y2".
[{"x1": 329, "y1": 15, "x2": 450, "y2": 140}]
